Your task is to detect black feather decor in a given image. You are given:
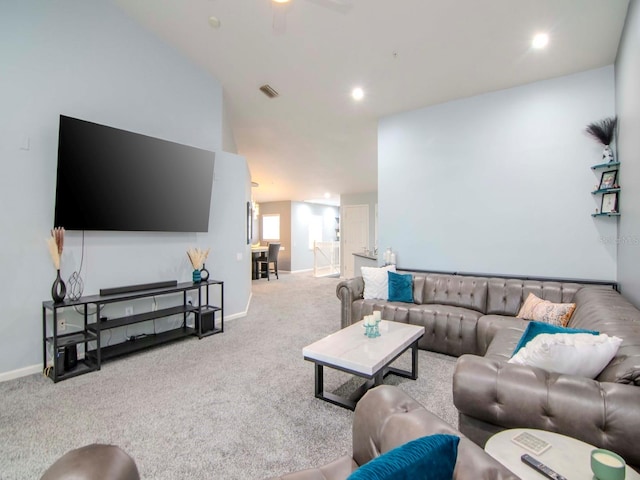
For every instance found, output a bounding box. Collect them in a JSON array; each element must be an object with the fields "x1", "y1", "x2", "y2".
[{"x1": 585, "y1": 116, "x2": 617, "y2": 145}]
